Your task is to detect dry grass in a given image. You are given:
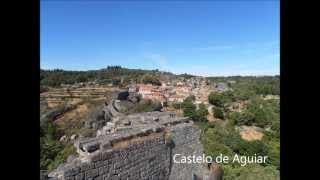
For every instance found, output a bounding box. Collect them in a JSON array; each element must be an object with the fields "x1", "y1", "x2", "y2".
[
  {"x1": 239, "y1": 125, "x2": 264, "y2": 141},
  {"x1": 112, "y1": 132, "x2": 164, "y2": 149}
]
